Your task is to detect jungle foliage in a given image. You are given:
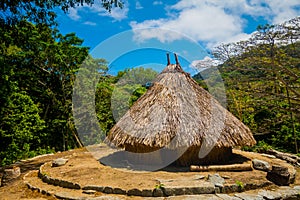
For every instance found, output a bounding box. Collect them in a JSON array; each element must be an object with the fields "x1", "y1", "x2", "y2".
[
  {"x1": 210, "y1": 17, "x2": 300, "y2": 153},
  {"x1": 0, "y1": 0, "x2": 299, "y2": 166},
  {"x1": 0, "y1": 0, "x2": 122, "y2": 166}
]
